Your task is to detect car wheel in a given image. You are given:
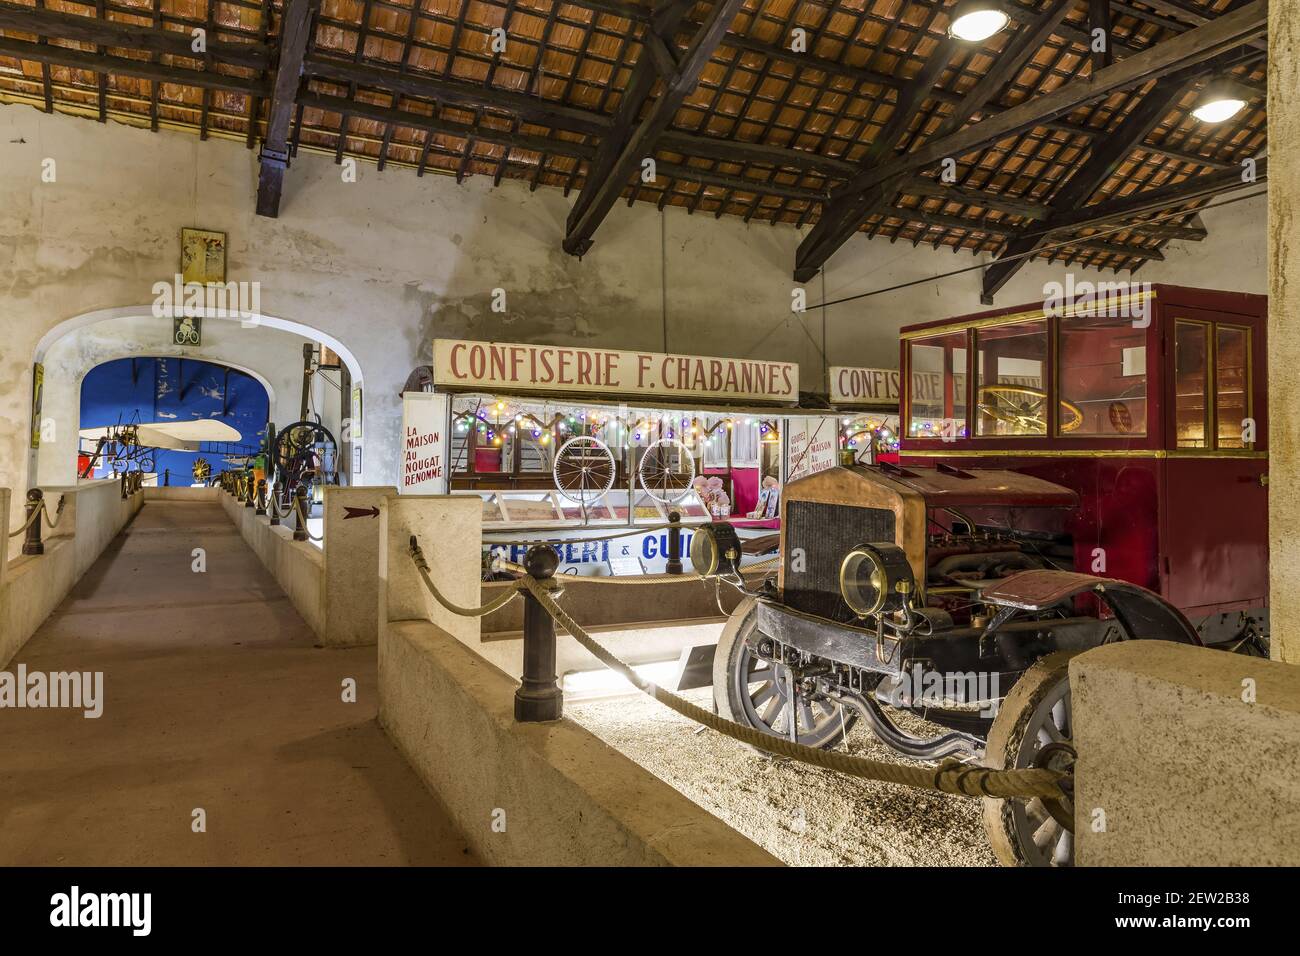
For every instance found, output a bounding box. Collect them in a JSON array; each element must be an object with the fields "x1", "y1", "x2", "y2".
[
  {"x1": 712, "y1": 598, "x2": 856, "y2": 751},
  {"x1": 982, "y1": 650, "x2": 1078, "y2": 867}
]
